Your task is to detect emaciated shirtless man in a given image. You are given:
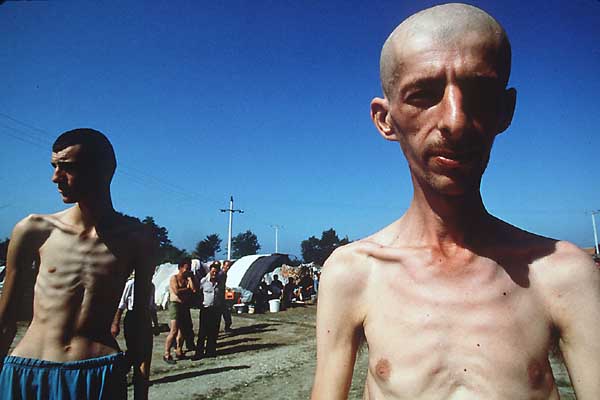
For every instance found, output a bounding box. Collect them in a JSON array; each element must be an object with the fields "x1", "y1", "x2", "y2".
[
  {"x1": 312, "y1": 4, "x2": 600, "y2": 399},
  {"x1": 0, "y1": 128, "x2": 155, "y2": 399}
]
